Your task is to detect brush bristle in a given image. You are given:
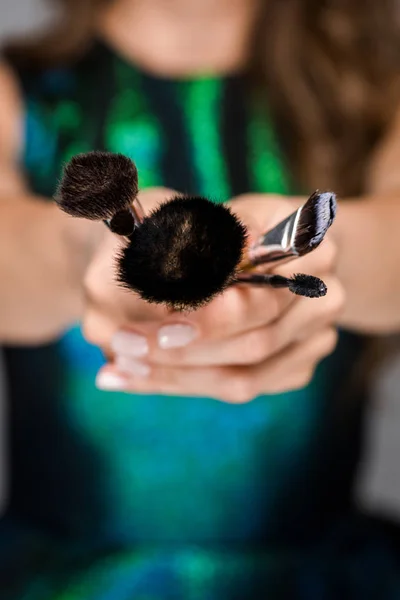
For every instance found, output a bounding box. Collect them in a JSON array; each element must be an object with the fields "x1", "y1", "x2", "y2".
[
  {"x1": 288, "y1": 273, "x2": 327, "y2": 298},
  {"x1": 295, "y1": 191, "x2": 337, "y2": 255},
  {"x1": 55, "y1": 151, "x2": 138, "y2": 220},
  {"x1": 117, "y1": 196, "x2": 247, "y2": 310}
]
